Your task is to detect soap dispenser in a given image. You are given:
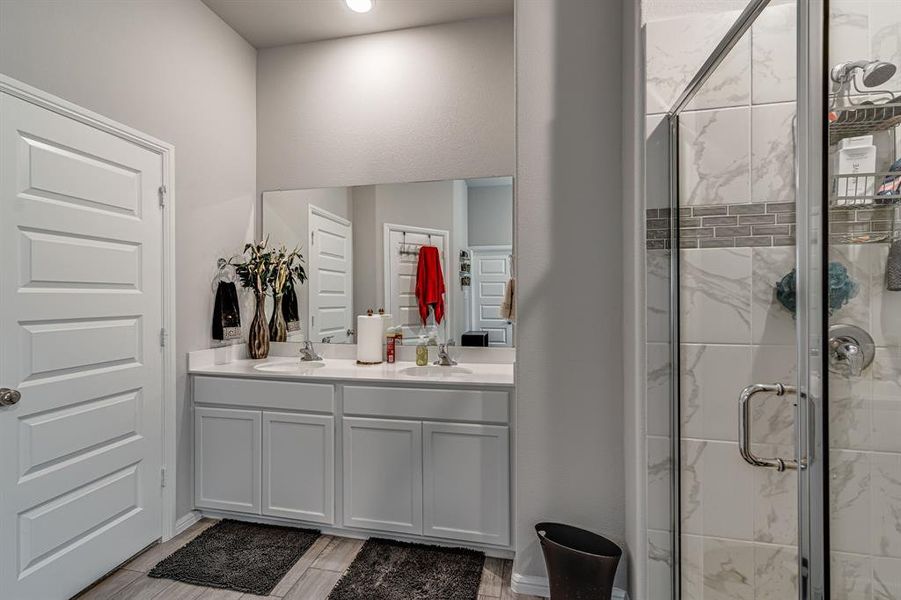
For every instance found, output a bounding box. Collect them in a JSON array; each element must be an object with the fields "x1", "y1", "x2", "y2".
[{"x1": 416, "y1": 335, "x2": 429, "y2": 366}]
